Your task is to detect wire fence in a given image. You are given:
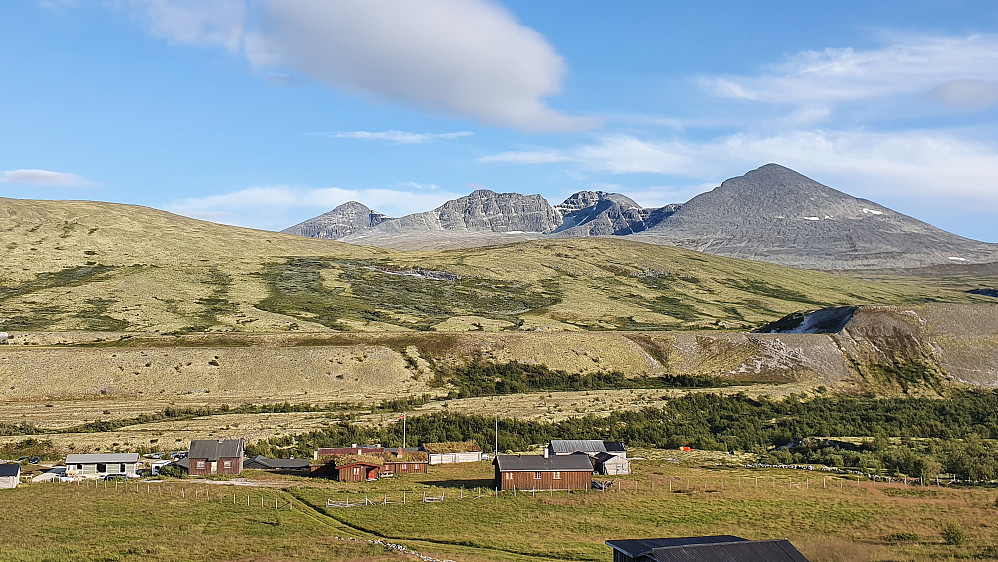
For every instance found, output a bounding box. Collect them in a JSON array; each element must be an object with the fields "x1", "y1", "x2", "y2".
[{"x1": 55, "y1": 477, "x2": 295, "y2": 510}]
